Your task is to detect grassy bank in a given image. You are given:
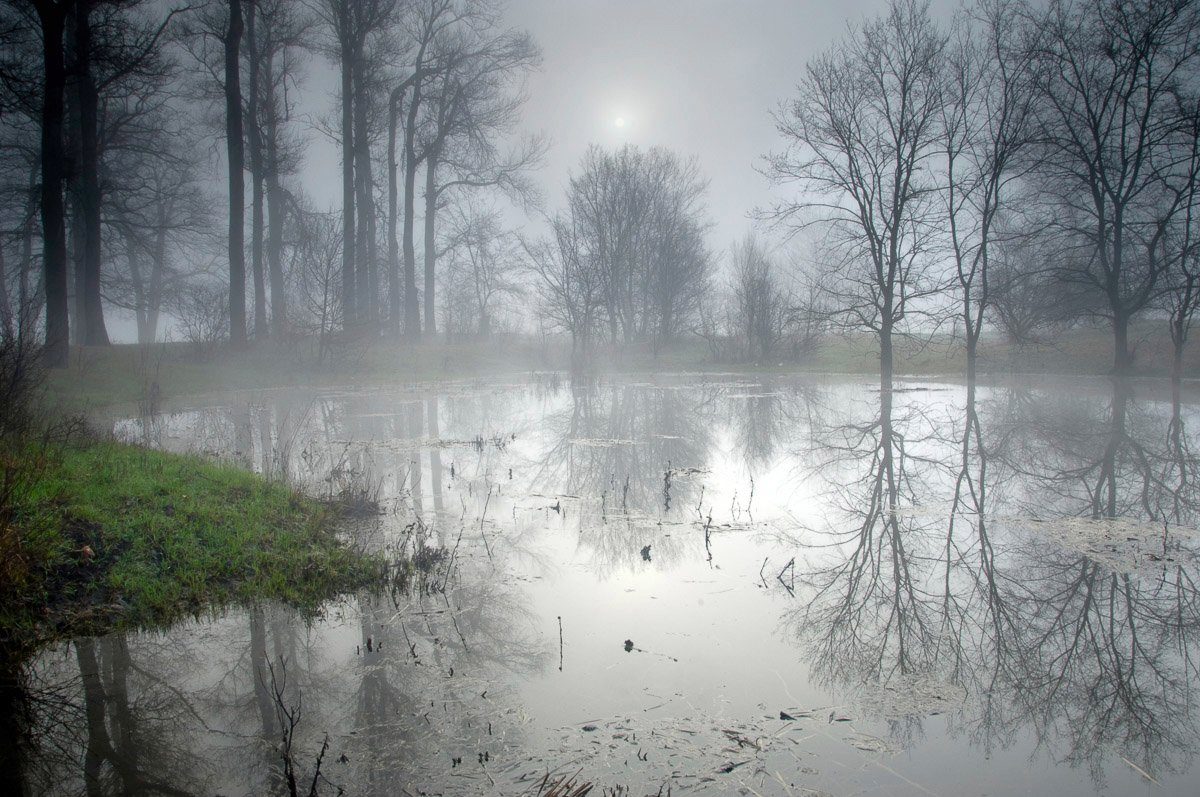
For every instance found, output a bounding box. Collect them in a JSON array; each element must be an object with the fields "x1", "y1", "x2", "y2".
[
  {"x1": 44, "y1": 321, "x2": 1200, "y2": 411},
  {"x1": 1, "y1": 438, "x2": 383, "y2": 658}
]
